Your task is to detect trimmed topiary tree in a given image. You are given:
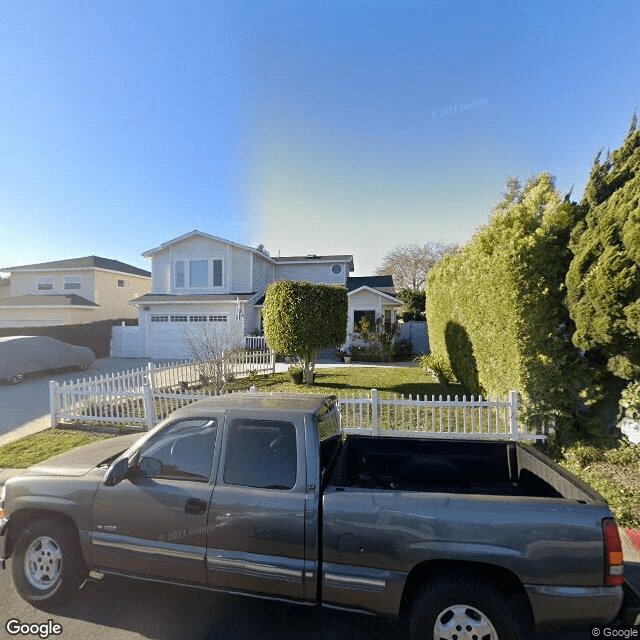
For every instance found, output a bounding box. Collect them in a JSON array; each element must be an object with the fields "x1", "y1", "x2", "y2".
[{"x1": 262, "y1": 281, "x2": 348, "y2": 384}]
